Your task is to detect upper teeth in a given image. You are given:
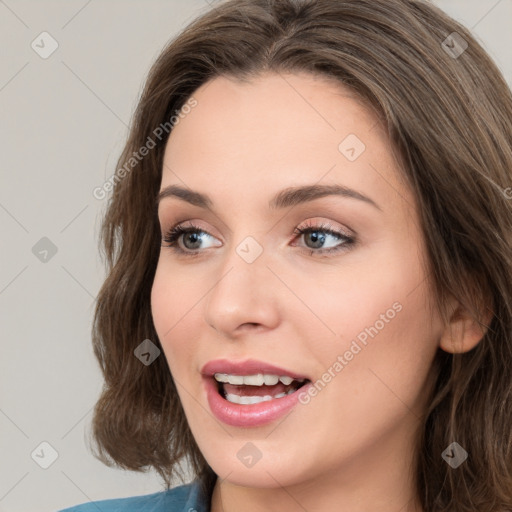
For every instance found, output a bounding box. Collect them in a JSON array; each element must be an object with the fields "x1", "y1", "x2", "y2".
[{"x1": 214, "y1": 373, "x2": 304, "y2": 386}]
